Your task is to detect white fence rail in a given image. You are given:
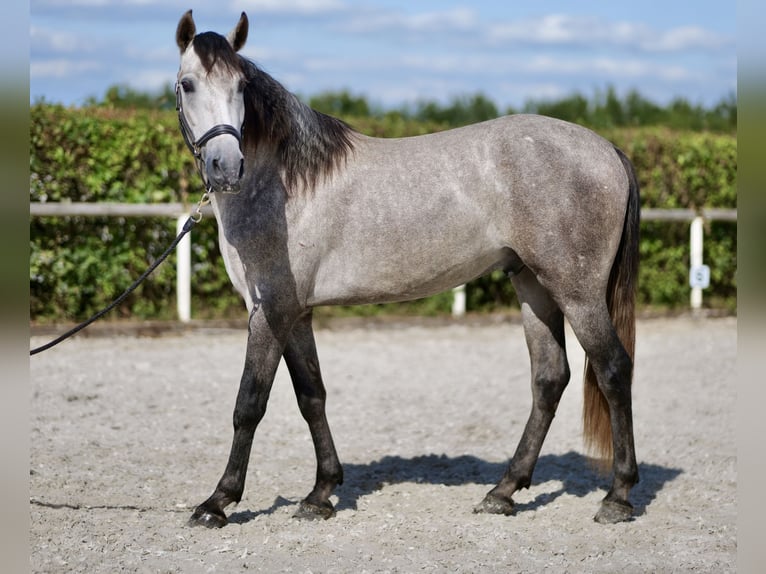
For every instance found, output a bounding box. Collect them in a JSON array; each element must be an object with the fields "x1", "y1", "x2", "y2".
[{"x1": 30, "y1": 203, "x2": 737, "y2": 319}]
